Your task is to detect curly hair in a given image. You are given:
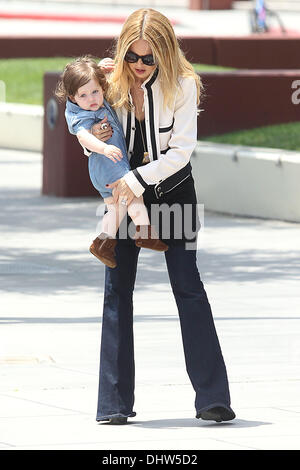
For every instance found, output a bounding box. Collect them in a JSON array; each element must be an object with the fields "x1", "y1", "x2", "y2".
[{"x1": 55, "y1": 55, "x2": 109, "y2": 102}]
